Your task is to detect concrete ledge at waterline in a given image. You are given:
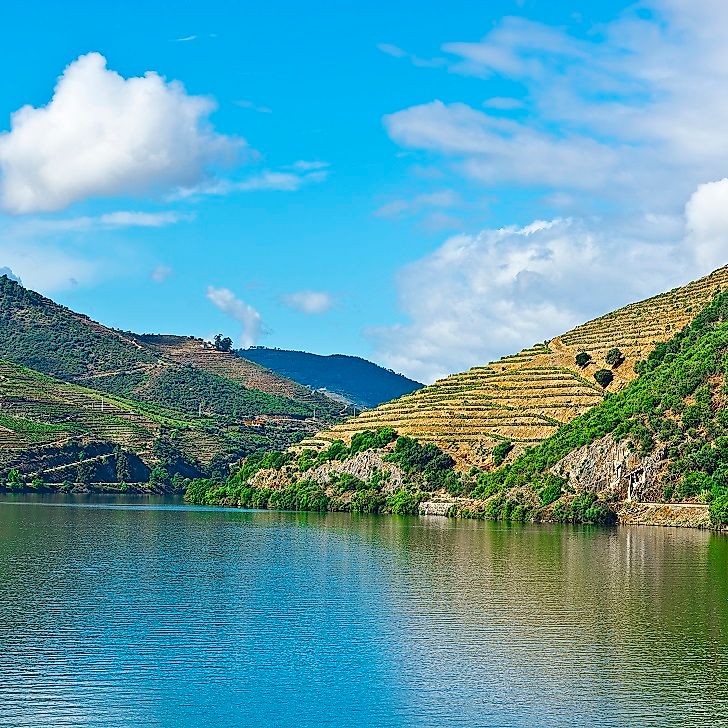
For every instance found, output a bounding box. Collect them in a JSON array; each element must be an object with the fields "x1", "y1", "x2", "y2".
[
  {"x1": 616, "y1": 501, "x2": 711, "y2": 529},
  {"x1": 419, "y1": 500, "x2": 456, "y2": 517}
]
